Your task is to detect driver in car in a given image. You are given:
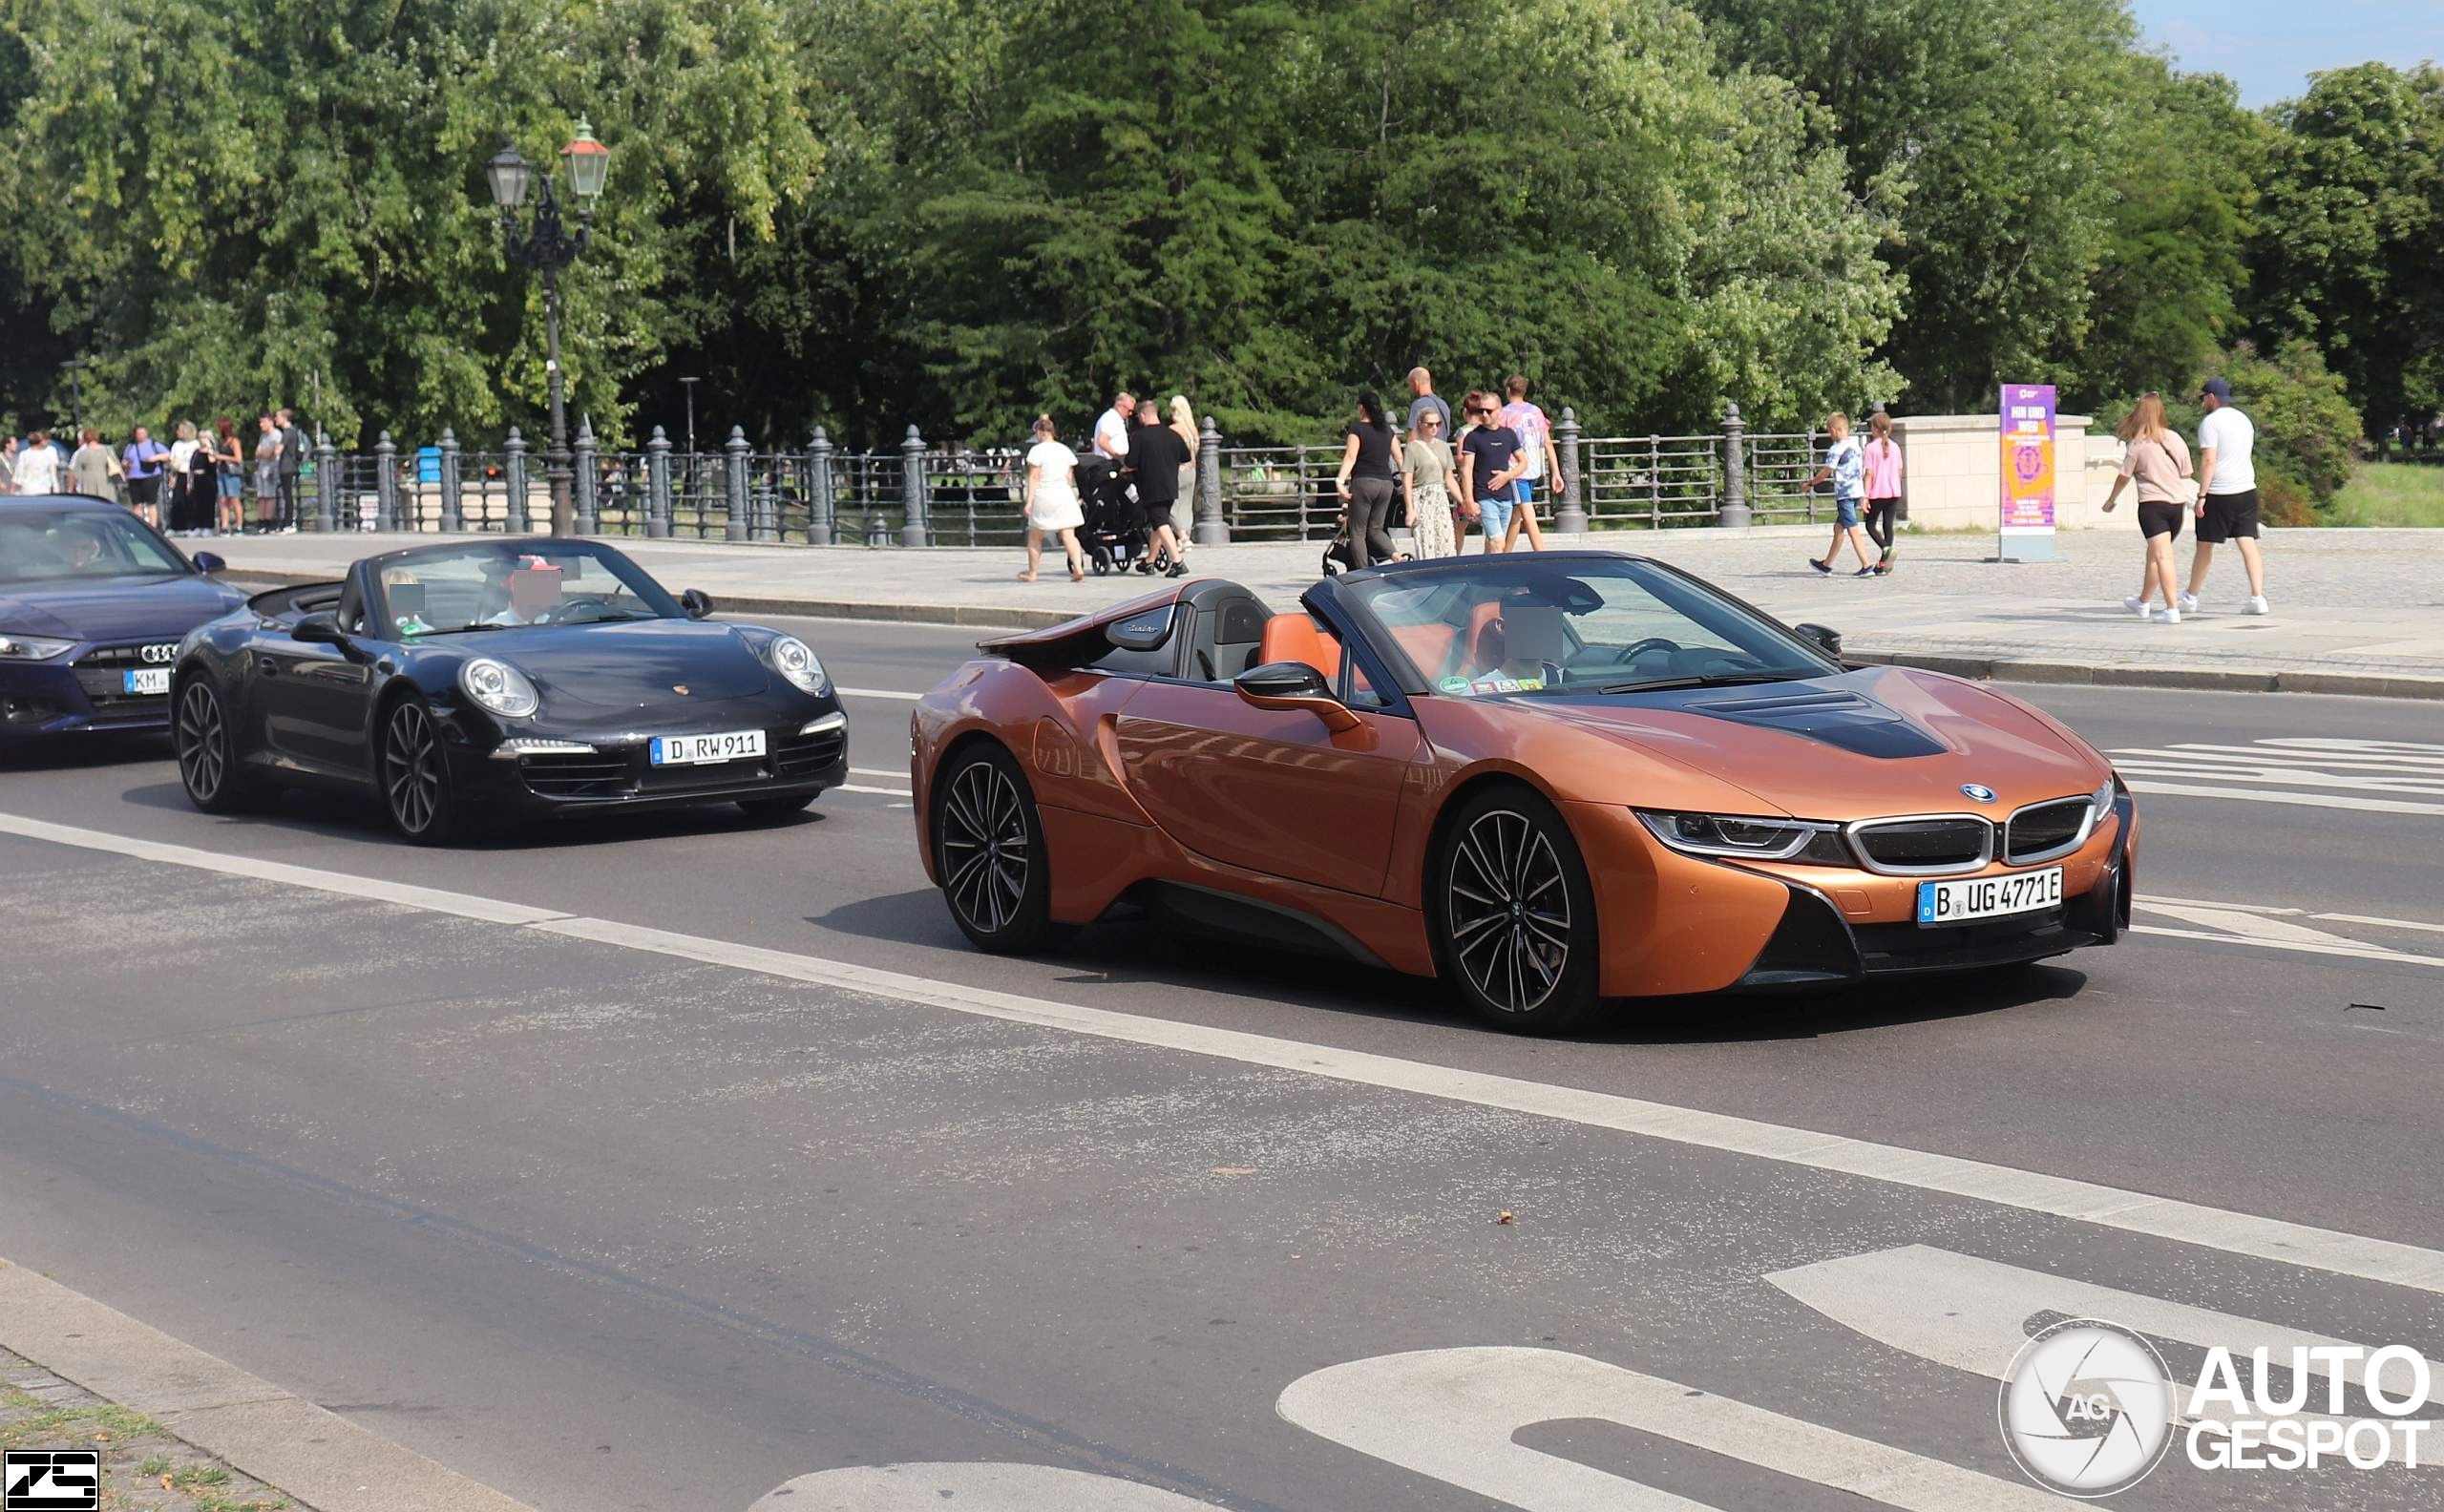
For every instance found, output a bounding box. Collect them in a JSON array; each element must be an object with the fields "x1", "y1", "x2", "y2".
[
  {"x1": 1483, "y1": 601, "x2": 1571, "y2": 691},
  {"x1": 483, "y1": 558, "x2": 566, "y2": 625}
]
